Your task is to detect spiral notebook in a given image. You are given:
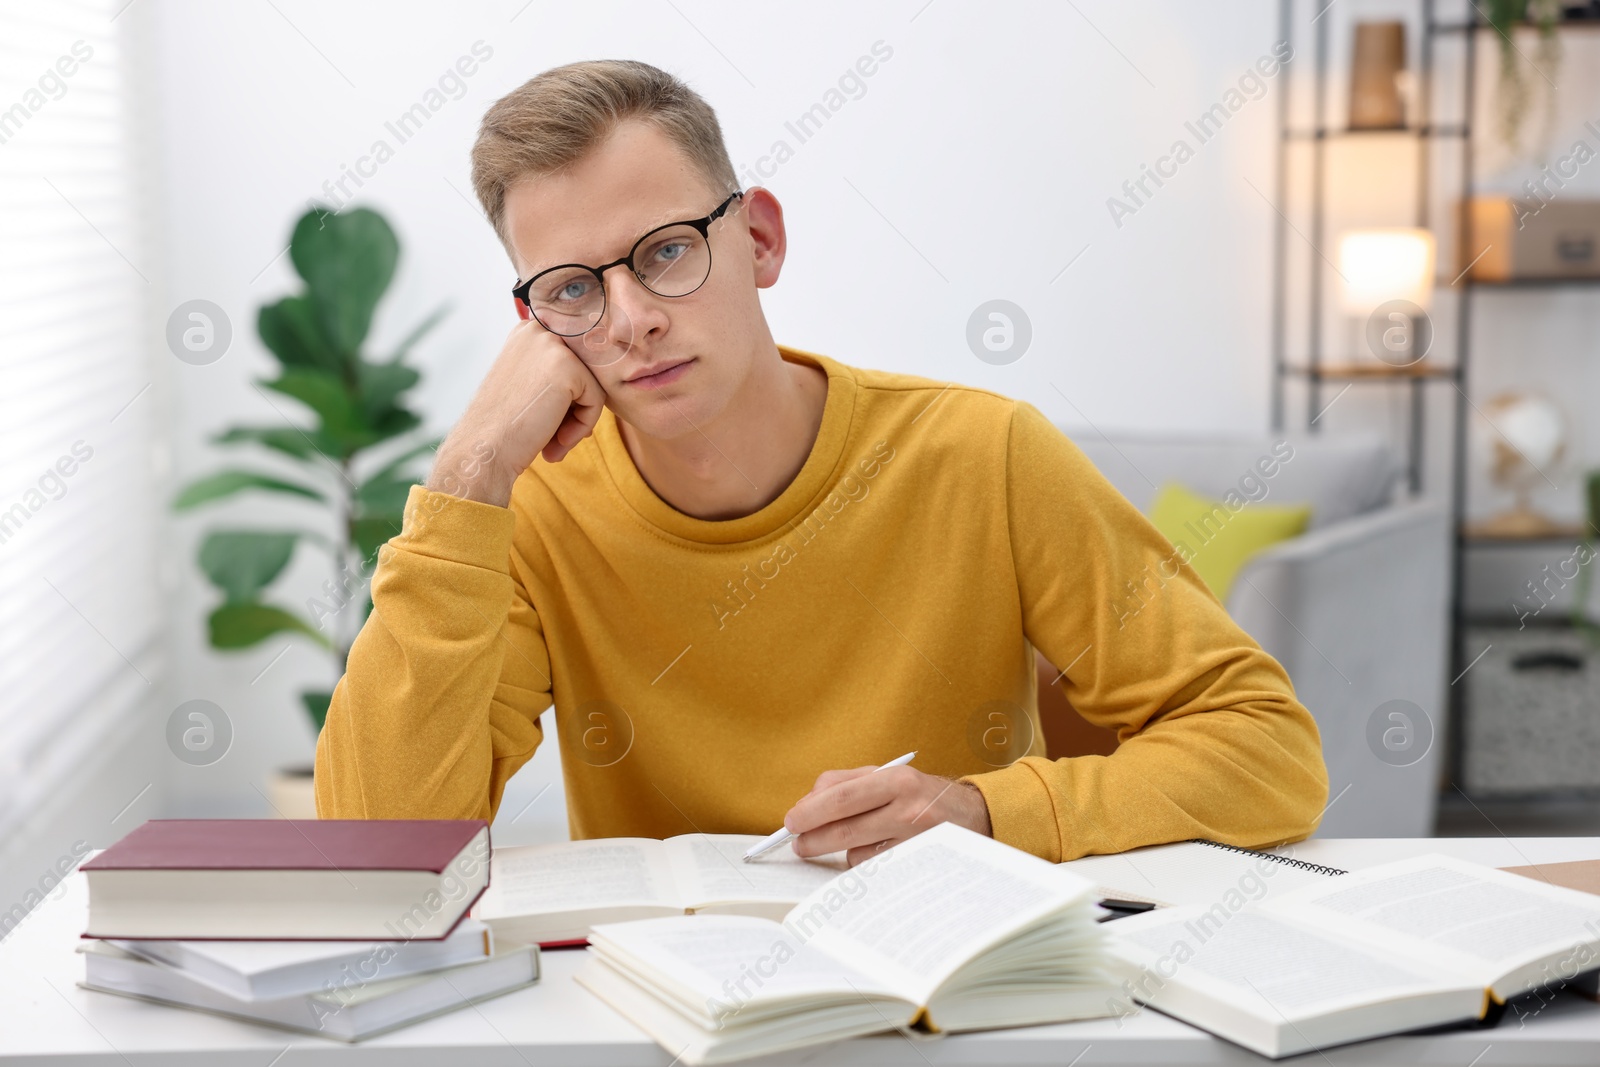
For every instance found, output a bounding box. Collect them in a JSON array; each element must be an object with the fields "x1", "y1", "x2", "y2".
[{"x1": 1060, "y1": 839, "x2": 1346, "y2": 909}]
